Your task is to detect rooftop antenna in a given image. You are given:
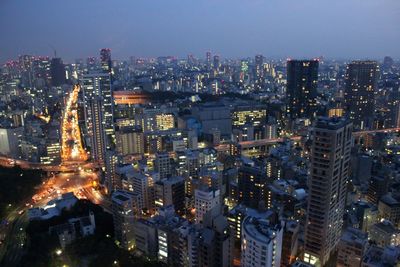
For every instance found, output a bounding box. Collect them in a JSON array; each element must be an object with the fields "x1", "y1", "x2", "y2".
[{"x1": 48, "y1": 44, "x2": 57, "y2": 58}]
